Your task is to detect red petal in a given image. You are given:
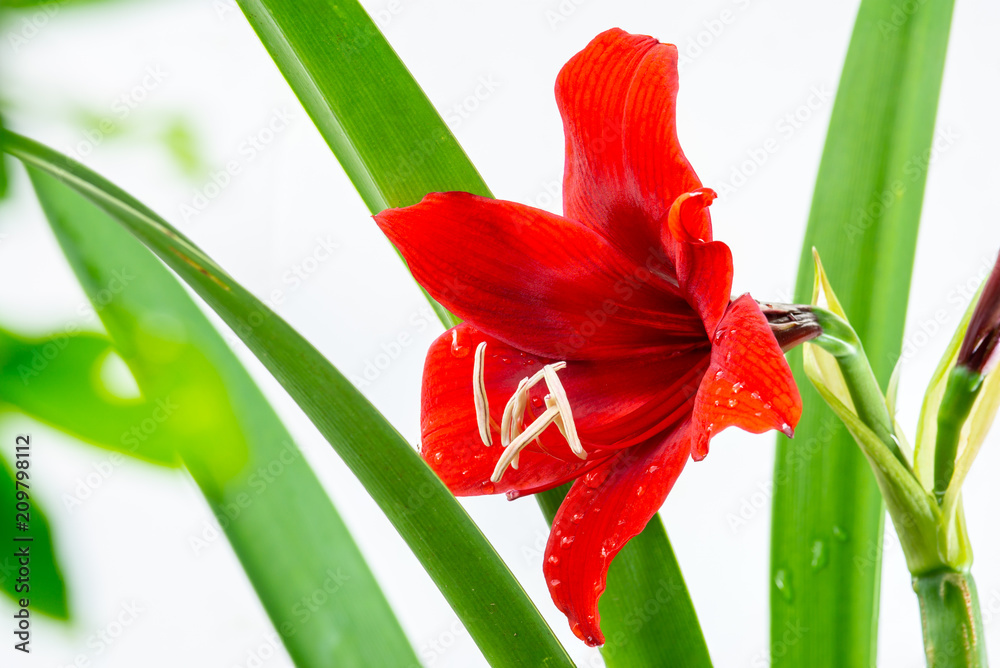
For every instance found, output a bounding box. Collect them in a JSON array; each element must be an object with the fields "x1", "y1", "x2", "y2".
[
  {"x1": 557, "y1": 28, "x2": 707, "y2": 270},
  {"x1": 376, "y1": 192, "x2": 704, "y2": 360},
  {"x1": 543, "y1": 422, "x2": 693, "y2": 646},
  {"x1": 690, "y1": 294, "x2": 802, "y2": 460},
  {"x1": 420, "y1": 324, "x2": 709, "y2": 495}
]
